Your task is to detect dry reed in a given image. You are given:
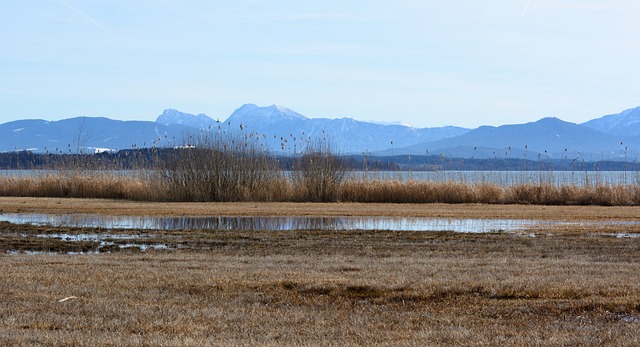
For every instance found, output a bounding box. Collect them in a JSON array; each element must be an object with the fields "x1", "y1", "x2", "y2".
[
  {"x1": 0, "y1": 172, "x2": 160, "y2": 200},
  {"x1": 340, "y1": 179, "x2": 640, "y2": 206},
  {"x1": 2, "y1": 137, "x2": 639, "y2": 205},
  {"x1": 2, "y1": 172, "x2": 640, "y2": 206}
]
